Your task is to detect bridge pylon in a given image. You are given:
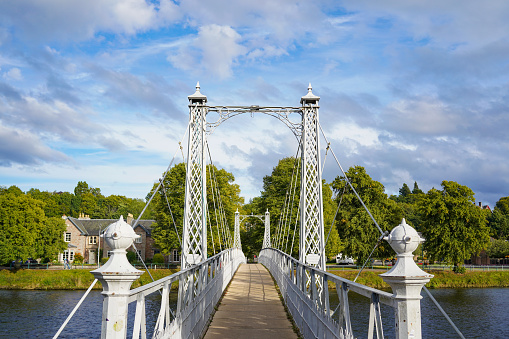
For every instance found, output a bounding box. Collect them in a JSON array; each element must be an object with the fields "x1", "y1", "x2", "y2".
[
  {"x1": 299, "y1": 84, "x2": 326, "y2": 271},
  {"x1": 234, "y1": 209, "x2": 242, "y2": 249},
  {"x1": 178, "y1": 83, "x2": 208, "y2": 312},
  {"x1": 262, "y1": 210, "x2": 271, "y2": 249}
]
